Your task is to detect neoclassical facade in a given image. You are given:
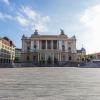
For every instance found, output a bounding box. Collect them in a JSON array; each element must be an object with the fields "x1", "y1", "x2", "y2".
[{"x1": 21, "y1": 30, "x2": 77, "y2": 63}]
